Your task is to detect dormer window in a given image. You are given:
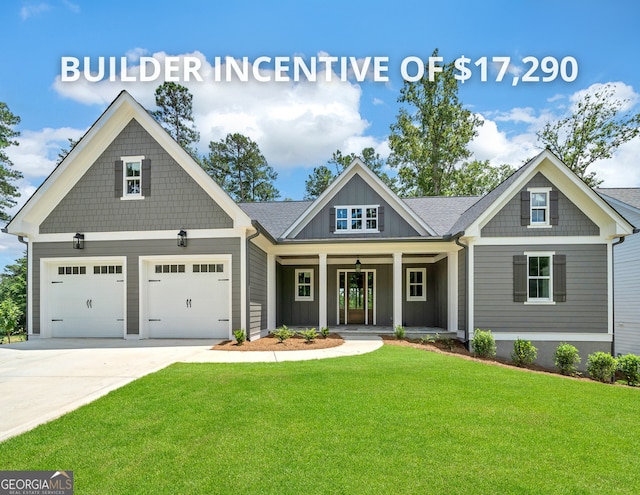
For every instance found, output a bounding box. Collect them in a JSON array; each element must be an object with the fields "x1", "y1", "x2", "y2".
[{"x1": 334, "y1": 205, "x2": 379, "y2": 233}]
